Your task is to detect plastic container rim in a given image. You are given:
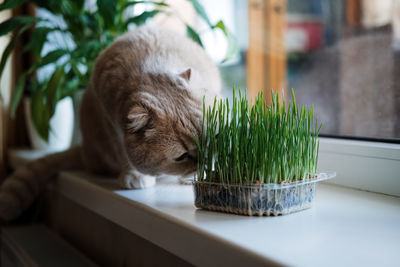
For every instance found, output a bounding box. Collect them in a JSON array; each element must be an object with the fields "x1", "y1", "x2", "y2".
[{"x1": 193, "y1": 172, "x2": 336, "y2": 190}]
